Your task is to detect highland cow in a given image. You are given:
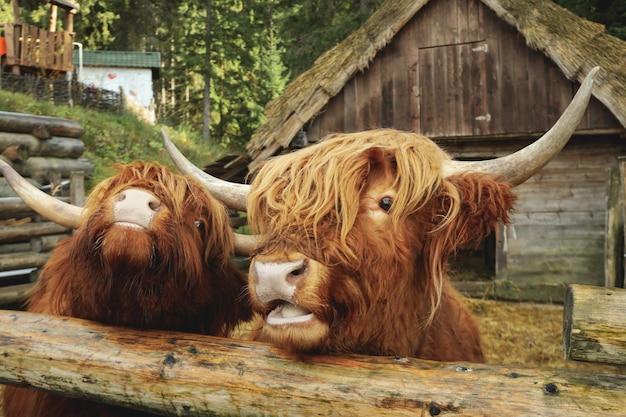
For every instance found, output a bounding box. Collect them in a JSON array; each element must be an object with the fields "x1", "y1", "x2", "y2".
[
  {"x1": 245, "y1": 129, "x2": 510, "y2": 361},
  {"x1": 0, "y1": 161, "x2": 252, "y2": 417},
  {"x1": 164, "y1": 68, "x2": 598, "y2": 362}
]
